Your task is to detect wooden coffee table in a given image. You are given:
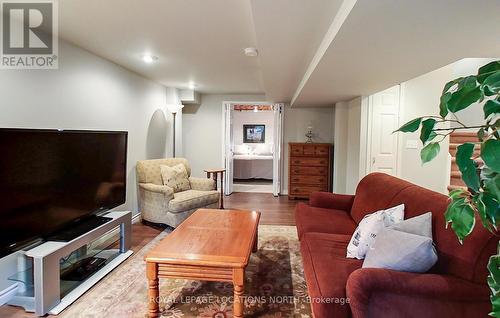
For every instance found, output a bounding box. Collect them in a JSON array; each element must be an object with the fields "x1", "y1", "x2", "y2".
[{"x1": 144, "y1": 209, "x2": 260, "y2": 318}]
